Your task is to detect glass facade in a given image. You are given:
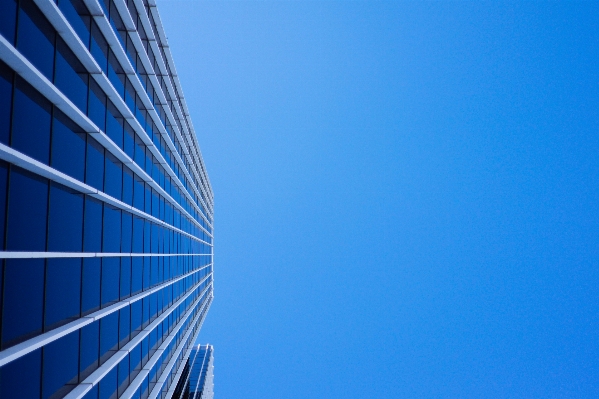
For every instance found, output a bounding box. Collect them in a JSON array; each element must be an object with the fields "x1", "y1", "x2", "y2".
[
  {"x1": 0, "y1": 0, "x2": 214, "y2": 397},
  {"x1": 171, "y1": 345, "x2": 214, "y2": 399}
]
